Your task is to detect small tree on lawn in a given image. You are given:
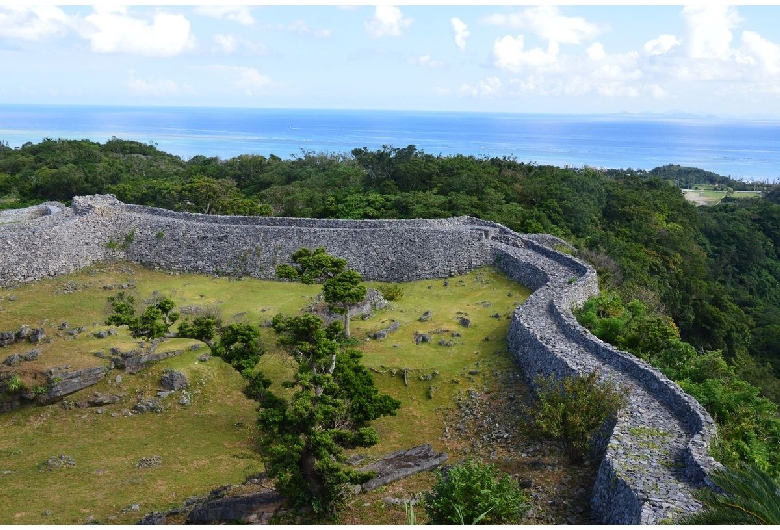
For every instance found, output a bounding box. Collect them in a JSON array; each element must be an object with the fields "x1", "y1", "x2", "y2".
[
  {"x1": 106, "y1": 292, "x2": 179, "y2": 340},
  {"x1": 176, "y1": 314, "x2": 221, "y2": 347},
  {"x1": 212, "y1": 322, "x2": 265, "y2": 376},
  {"x1": 256, "y1": 313, "x2": 400, "y2": 518},
  {"x1": 276, "y1": 247, "x2": 347, "y2": 284},
  {"x1": 322, "y1": 270, "x2": 366, "y2": 339}
]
